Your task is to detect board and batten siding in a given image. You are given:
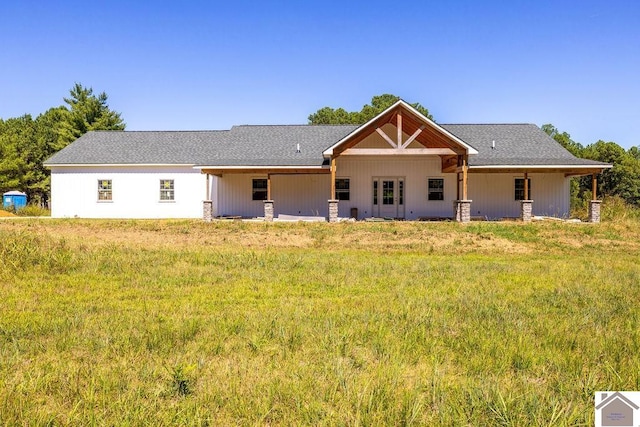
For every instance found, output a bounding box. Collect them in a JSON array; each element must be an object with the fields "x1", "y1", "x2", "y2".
[
  {"x1": 214, "y1": 174, "x2": 329, "y2": 218},
  {"x1": 212, "y1": 161, "x2": 569, "y2": 220},
  {"x1": 467, "y1": 173, "x2": 570, "y2": 219},
  {"x1": 336, "y1": 156, "x2": 454, "y2": 219},
  {"x1": 50, "y1": 166, "x2": 206, "y2": 218}
]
